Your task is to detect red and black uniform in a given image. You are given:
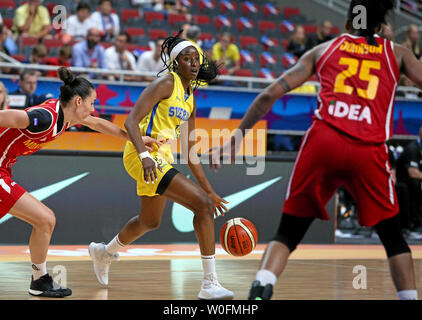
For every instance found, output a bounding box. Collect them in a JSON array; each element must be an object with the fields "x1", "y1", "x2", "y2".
[
  {"x1": 0, "y1": 99, "x2": 69, "y2": 217},
  {"x1": 284, "y1": 34, "x2": 400, "y2": 227}
]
